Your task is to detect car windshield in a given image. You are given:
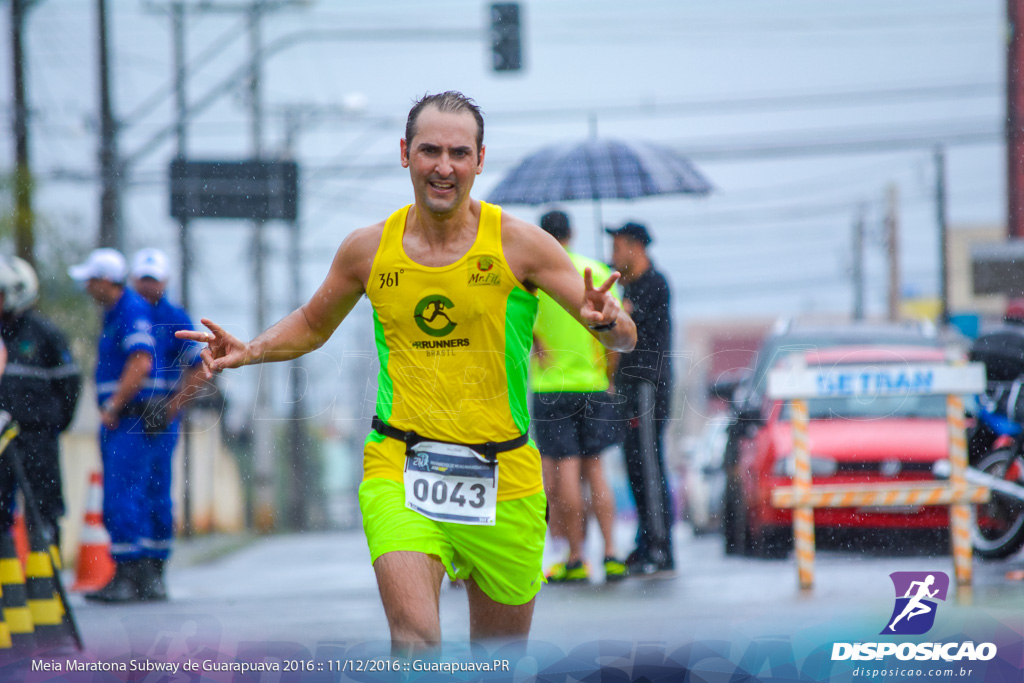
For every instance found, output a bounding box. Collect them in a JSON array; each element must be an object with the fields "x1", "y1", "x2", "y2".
[
  {"x1": 740, "y1": 329, "x2": 945, "y2": 407},
  {"x1": 779, "y1": 394, "x2": 947, "y2": 421}
]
